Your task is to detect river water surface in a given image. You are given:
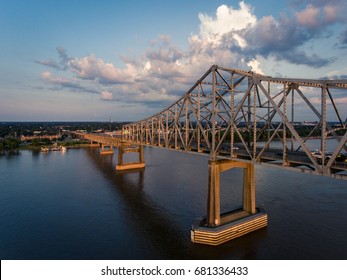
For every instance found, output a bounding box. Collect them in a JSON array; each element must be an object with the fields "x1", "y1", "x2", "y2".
[{"x1": 0, "y1": 147, "x2": 346, "y2": 259}]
